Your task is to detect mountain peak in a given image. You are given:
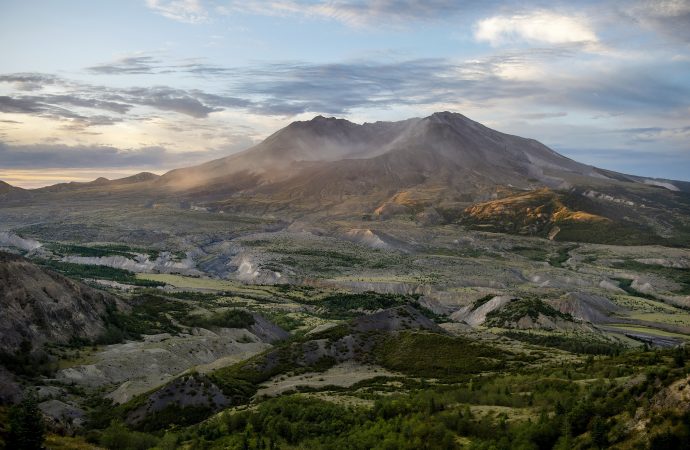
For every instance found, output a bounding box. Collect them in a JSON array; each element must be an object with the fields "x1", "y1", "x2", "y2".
[
  {"x1": 0, "y1": 180, "x2": 22, "y2": 194},
  {"x1": 312, "y1": 115, "x2": 337, "y2": 121},
  {"x1": 119, "y1": 172, "x2": 159, "y2": 183},
  {"x1": 427, "y1": 111, "x2": 474, "y2": 125},
  {"x1": 429, "y1": 110, "x2": 460, "y2": 119}
]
